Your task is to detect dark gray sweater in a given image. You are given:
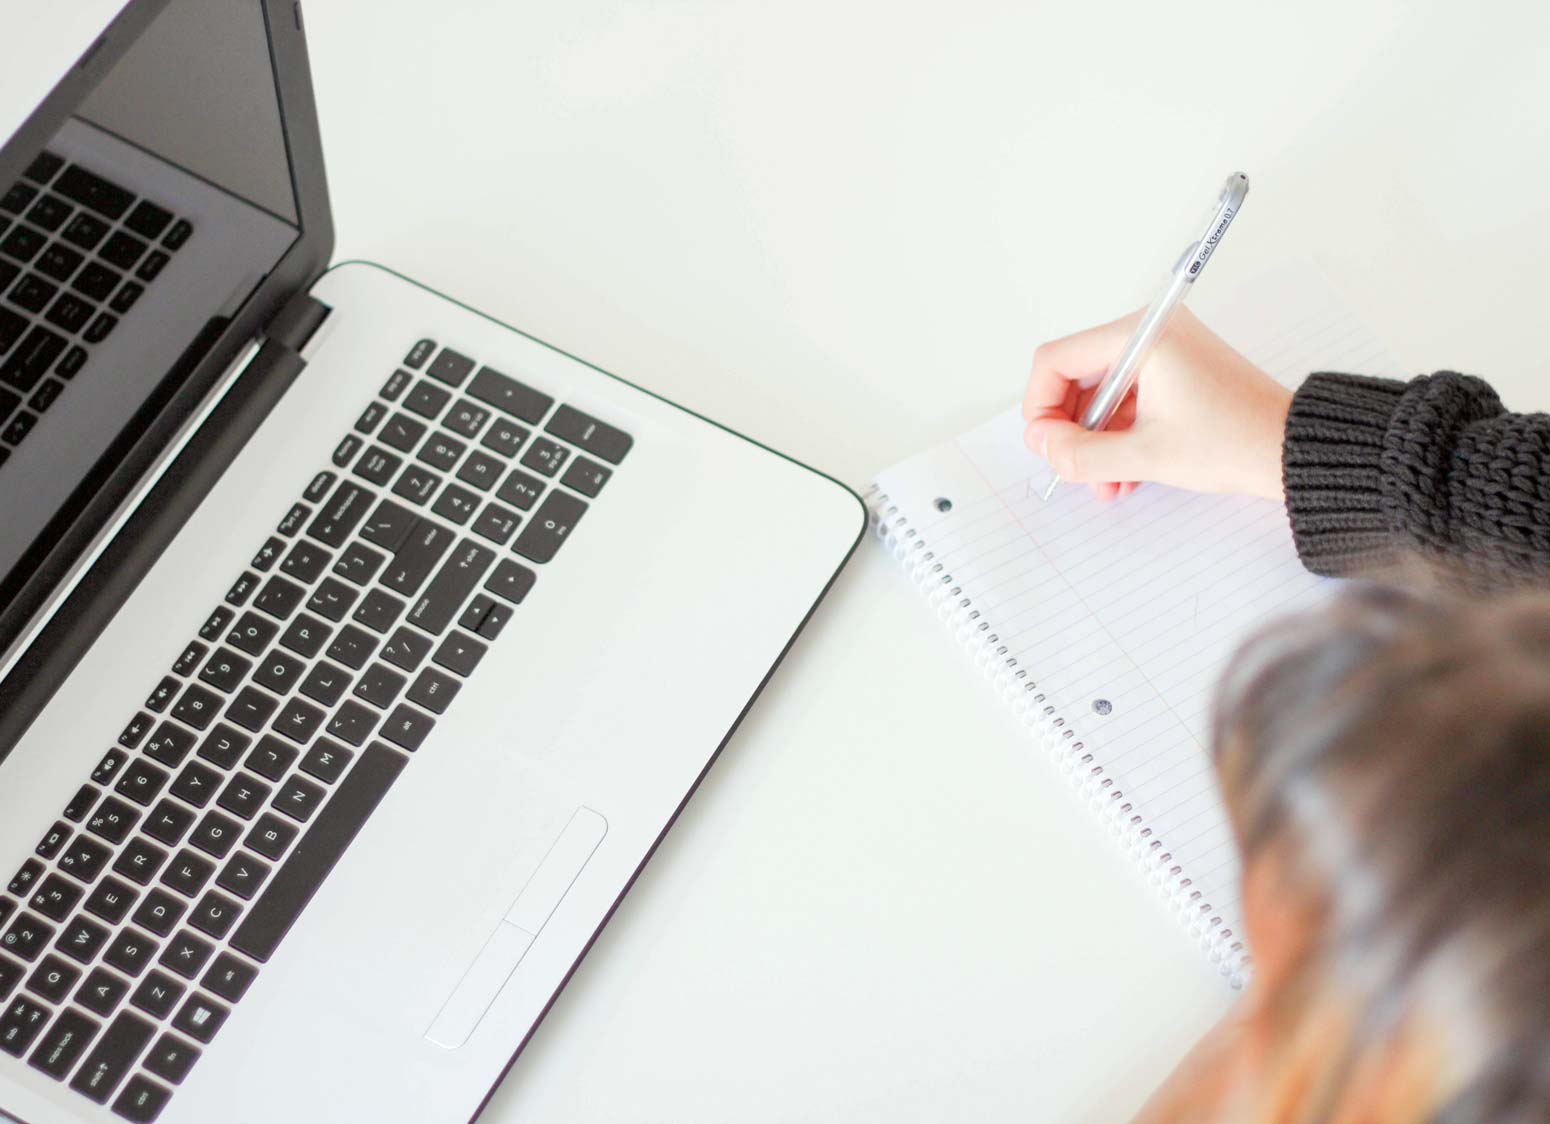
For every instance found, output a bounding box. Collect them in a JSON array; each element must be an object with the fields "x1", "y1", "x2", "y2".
[{"x1": 1284, "y1": 372, "x2": 1550, "y2": 586}]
